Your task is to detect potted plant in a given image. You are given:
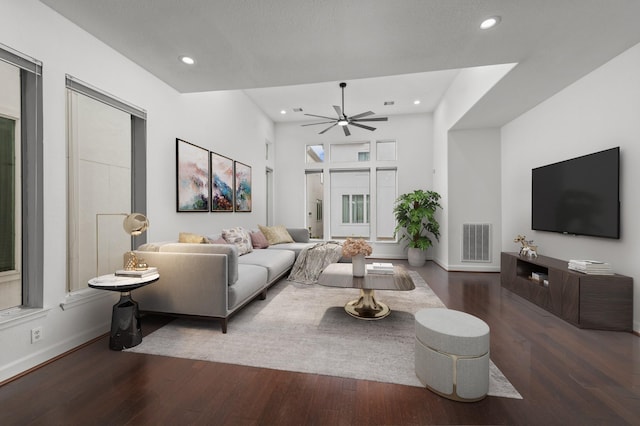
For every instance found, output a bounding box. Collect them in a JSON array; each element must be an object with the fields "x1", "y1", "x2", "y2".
[{"x1": 393, "y1": 189, "x2": 442, "y2": 267}]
